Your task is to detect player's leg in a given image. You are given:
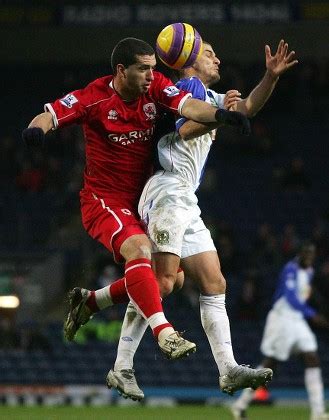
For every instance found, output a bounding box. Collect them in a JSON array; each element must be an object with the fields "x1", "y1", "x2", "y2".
[
  {"x1": 179, "y1": 213, "x2": 273, "y2": 395},
  {"x1": 107, "y1": 264, "x2": 184, "y2": 401},
  {"x1": 297, "y1": 321, "x2": 328, "y2": 420},
  {"x1": 106, "y1": 301, "x2": 147, "y2": 401},
  {"x1": 64, "y1": 276, "x2": 129, "y2": 341},
  {"x1": 303, "y1": 351, "x2": 327, "y2": 420},
  {"x1": 119, "y1": 233, "x2": 195, "y2": 359},
  {"x1": 66, "y1": 195, "x2": 195, "y2": 358},
  {"x1": 182, "y1": 250, "x2": 237, "y2": 375}
]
